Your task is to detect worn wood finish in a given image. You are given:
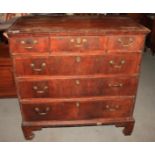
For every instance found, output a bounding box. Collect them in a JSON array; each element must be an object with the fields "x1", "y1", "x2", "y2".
[
  {"x1": 10, "y1": 36, "x2": 50, "y2": 54},
  {"x1": 107, "y1": 35, "x2": 145, "y2": 51},
  {"x1": 14, "y1": 52, "x2": 141, "y2": 76},
  {"x1": 0, "y1": 43, "x2": 16, "y2": 97},
  {"x1": 50, "y1": 36, "x2": 107, "y2": 52},
  {"x1": 21, "y1": 97, "x2": 134, "y2": 121},
  {"x1": 8, "y1": 15, "x2": 149, "y2": 140},
  {"x1": 8, "y1": 15, "x2": 149, "y2": 35},
  {"x1": 17, "y1": 76, "x2": 138, "y2": 99}
]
